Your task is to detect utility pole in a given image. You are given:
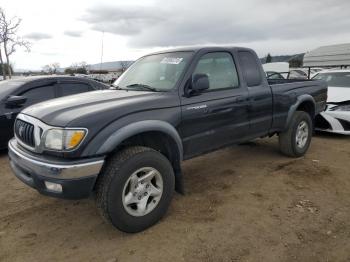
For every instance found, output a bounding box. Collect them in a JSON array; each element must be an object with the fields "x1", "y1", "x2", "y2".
[{"x1": 99, "y1": 31, "x2": 104, "y2": 74}]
